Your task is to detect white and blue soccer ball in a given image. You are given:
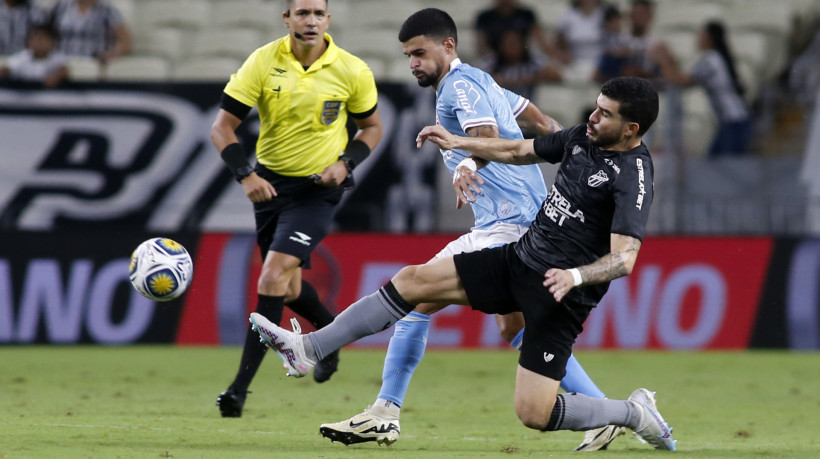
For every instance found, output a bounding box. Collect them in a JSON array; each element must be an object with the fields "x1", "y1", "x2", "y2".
[{"x1": 129, "y1": 237, "x2": 193, "y2": 302}]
